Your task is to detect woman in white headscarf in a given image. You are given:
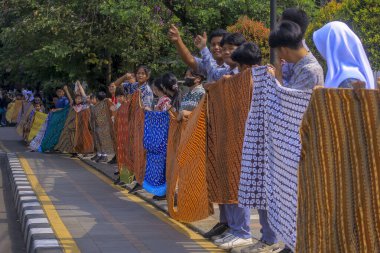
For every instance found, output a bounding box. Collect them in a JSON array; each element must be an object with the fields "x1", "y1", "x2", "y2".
[{"x1": 313, "y1": 21, "x2": 375, "y2": 89}]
